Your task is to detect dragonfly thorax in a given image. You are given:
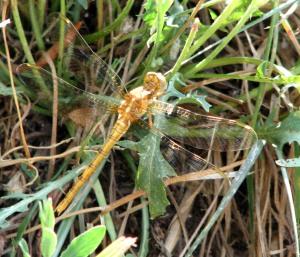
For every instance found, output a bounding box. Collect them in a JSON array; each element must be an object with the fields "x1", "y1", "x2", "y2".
[
  {"x1": 118, "y1": 88, "x2": 151, "y2": 122},
  {"x1": 117, "y1": 72, "x2": 167, "y2": 122}
]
